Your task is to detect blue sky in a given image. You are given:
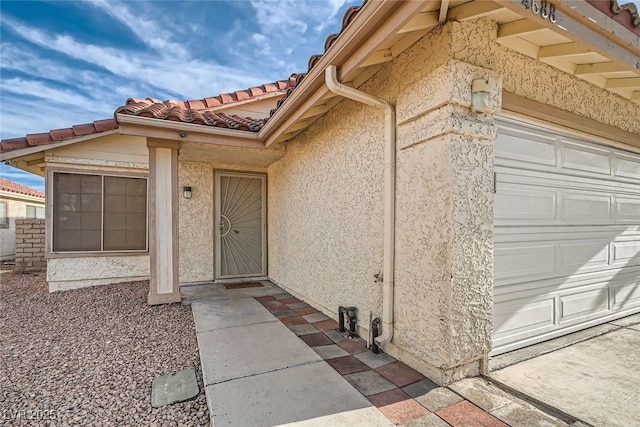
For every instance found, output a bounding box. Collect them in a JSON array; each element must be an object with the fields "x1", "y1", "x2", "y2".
[
  {"x1": 2, "y1": 0, "x2": 639, "y2": 192},
  {"x1": 0, "y1": 0, "x2": 359, "y2": 191}
]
